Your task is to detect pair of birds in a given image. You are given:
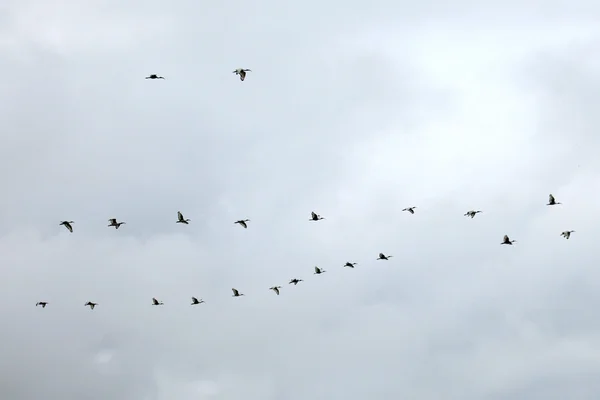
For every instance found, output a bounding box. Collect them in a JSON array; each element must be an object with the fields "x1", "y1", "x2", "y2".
[
  {"x1": 151, "y1": 297, "x2": 205, "y2": 305},
  {"x1": 59, "y1": 219, "x2": 125, "y2": 232},
  {"x1": 146, "y1": 69, "x2": 252, "y2": 81}
]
